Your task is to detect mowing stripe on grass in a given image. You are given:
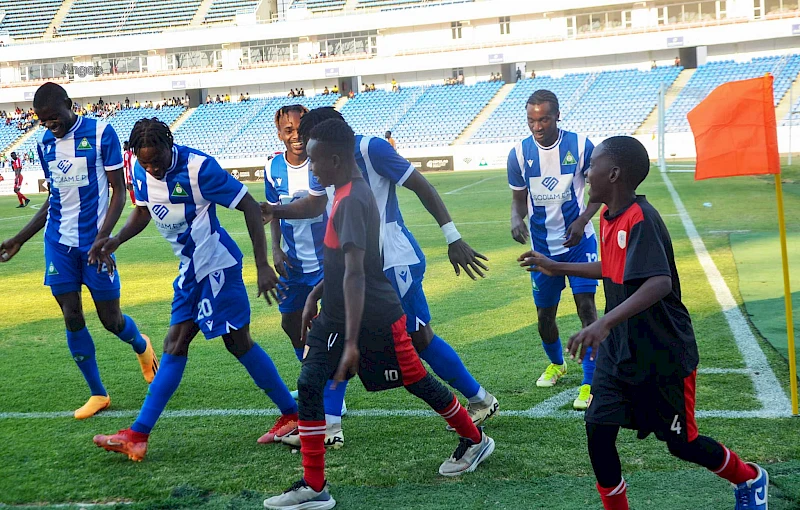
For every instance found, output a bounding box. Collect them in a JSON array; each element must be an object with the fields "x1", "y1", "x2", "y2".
[{"x1": 660, "y1": 172, "x2": 791, "y2": 417}]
